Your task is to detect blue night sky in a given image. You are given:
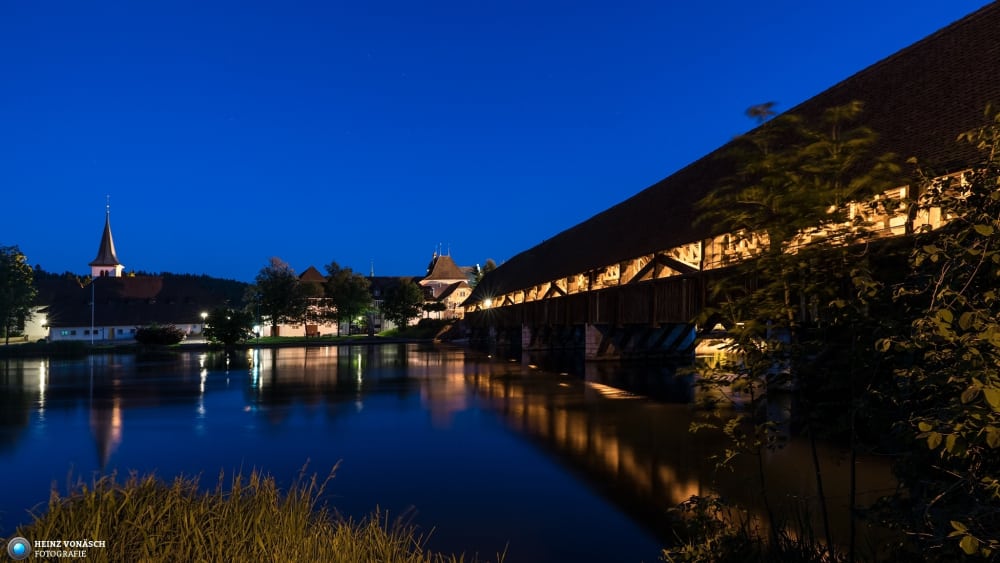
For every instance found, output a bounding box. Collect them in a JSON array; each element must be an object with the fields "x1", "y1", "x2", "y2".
[{"x1": 1, "y1": 1, "x2": 992, "y2": 282}]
